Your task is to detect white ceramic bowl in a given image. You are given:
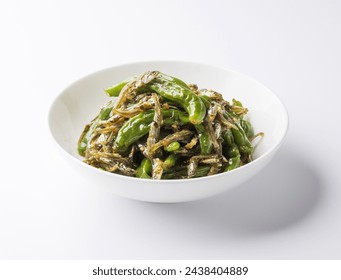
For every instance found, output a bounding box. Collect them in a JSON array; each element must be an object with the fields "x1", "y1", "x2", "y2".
[{"x1": 48, "y1": 61, "x2": 288, "y2": 203}]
